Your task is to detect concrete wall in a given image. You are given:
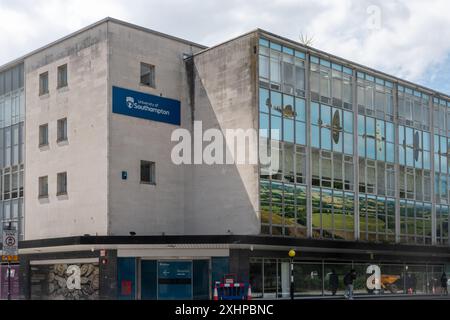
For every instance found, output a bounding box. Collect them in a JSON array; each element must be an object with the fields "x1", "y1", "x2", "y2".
[
  {"x1": 107, "y1": 21, "x2": 203, "y2": 236},
  {"x1": 24, "y1": 24, "x2": 109, "y2": 239},
  {"x1": 24, "y1": 19, "x2": 260, "y2": 239},
  {"x1": 186, "y1": 33, "x2": 260, "y2": 235}
]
